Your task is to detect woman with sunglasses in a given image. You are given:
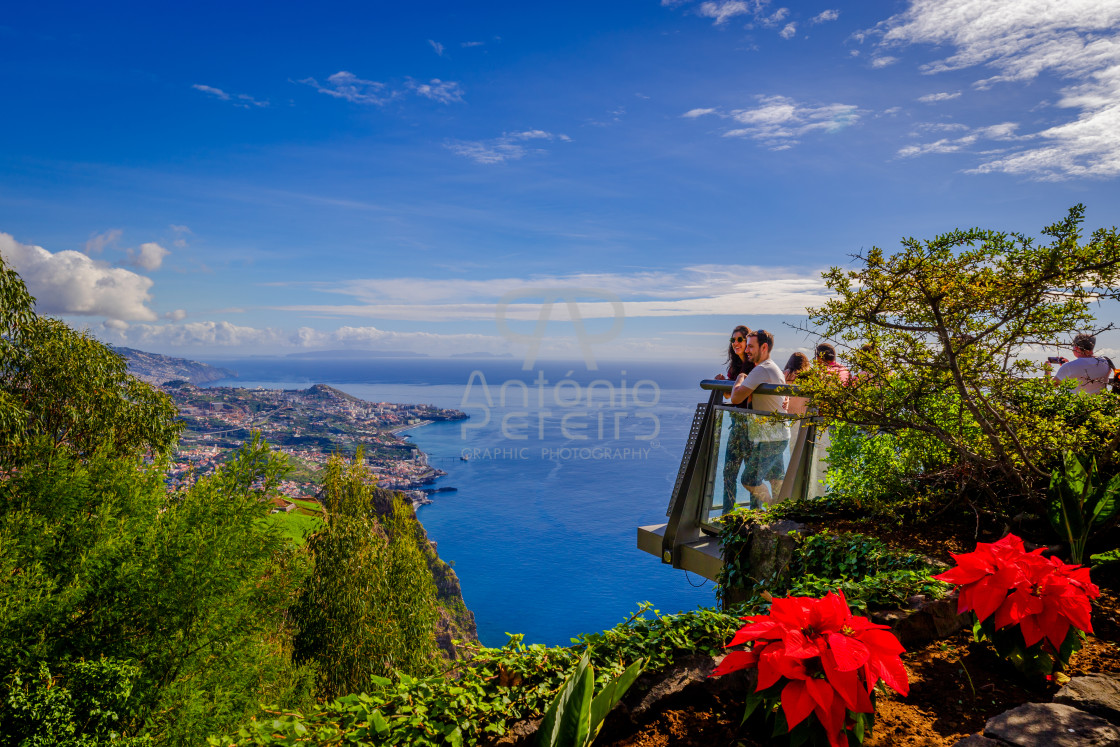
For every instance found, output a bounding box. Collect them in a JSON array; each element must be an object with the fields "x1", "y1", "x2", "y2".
[{"x1": 715, "y1": 325, "x2": 754, "y2": 513}]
